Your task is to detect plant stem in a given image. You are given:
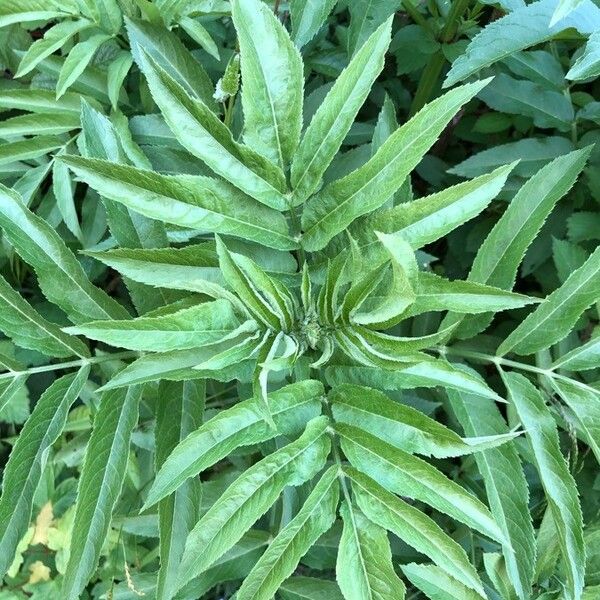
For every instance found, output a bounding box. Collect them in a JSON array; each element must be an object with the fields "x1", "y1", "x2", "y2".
[
  {"x1": 409, "y1": 0, "x2": 472, "y2": 116},
  {"x1": 409, "y1": 51, "x2": 445, "y2": 116},
  {"x1": 439, "y1": 0, "x2": 471, "y2": 43},
  {"x1": 402, "y1": 1, "x2": 433, "y2": 34},
  {"x1": 436, "y1": 345, "x2": 599, "y2": 396},
  {"x1": 0, "y1": 351, "x2": 138, "y2": 381},
  {"x1": 223, "y1": 93, "x2": 236, "y2": 129}
]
